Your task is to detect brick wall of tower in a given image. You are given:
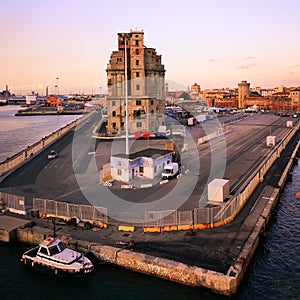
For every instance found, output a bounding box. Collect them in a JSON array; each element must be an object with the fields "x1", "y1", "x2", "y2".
[{"x1": 129, "y1": 32, "x2": 145, "y2": 97}]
